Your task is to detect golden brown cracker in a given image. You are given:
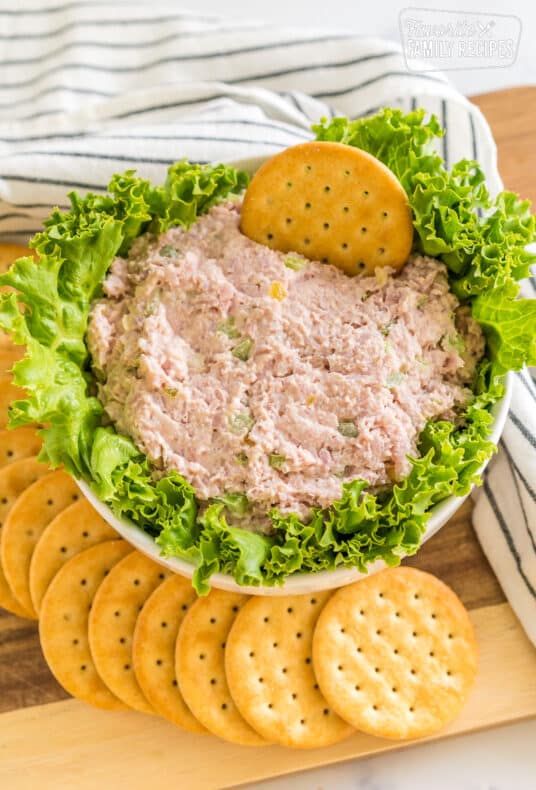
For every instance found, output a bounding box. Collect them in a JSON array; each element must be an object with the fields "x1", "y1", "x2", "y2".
[
  {"x1": 312, "y1": 567, "x2": 478, "y2": 739},
  {"x1": 0, "y1": 457, "x2": 50, "y2": 618},
  {"x1": 88, "y1": 550, "x2": 171, "y2": 714},
  {"x1": 132, "y1": 574, "x2": 205, "y2": 734},
  {"x1": 225, "y1": 591, "x2": 353, "y2": 749},
  {"x1": 176, "y1": 589, "x2": 267, "y2": 746},
  {"x1": 241, "y1": 141, "x2": 413, "y2": 276},
  {"x1": 1, "y1": 470, "x2": 81, "y2": 617},
  {"x1": 39, "y1": 539, "x2": 133, "y2": 710},
  {"x1": 0, "y1": 425, "x2": 42, "y2": 469},
  {"x1": 29, "y1": 498, "x2": 118, "y2": 614}
]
